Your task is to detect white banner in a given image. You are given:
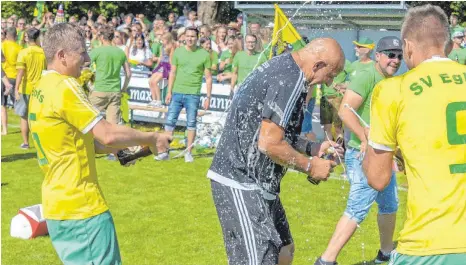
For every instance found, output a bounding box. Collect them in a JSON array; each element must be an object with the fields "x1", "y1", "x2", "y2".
[{"x1": 125, "y1": 73, "x2": 229, "y2": 126}]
